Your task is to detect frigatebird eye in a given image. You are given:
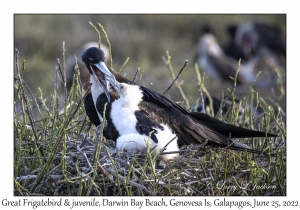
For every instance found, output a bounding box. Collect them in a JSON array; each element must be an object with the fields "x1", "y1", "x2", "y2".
[{"x1": 89, "y1": 58, "x2": 94, "y2": 63}]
